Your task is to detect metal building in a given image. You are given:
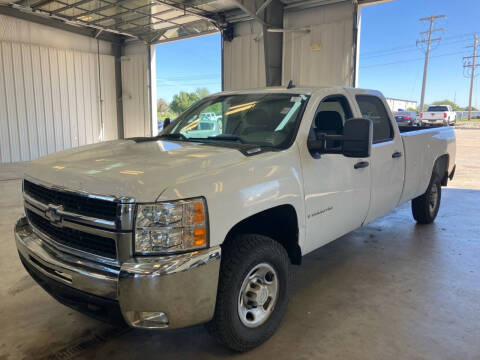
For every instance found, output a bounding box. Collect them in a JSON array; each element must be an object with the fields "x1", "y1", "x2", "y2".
[
  {"x1": 0, "y1": 0, "x2": 388, "y2": 163},
  {"x1": 386, "y1": 97, "x2": 418, "y2": 113}
]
